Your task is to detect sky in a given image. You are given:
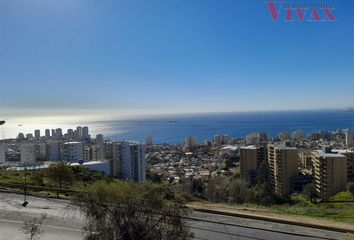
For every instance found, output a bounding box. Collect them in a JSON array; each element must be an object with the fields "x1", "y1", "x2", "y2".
[{"x1": 0, "y1": 0, "x2": 354, "y2": 120}]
